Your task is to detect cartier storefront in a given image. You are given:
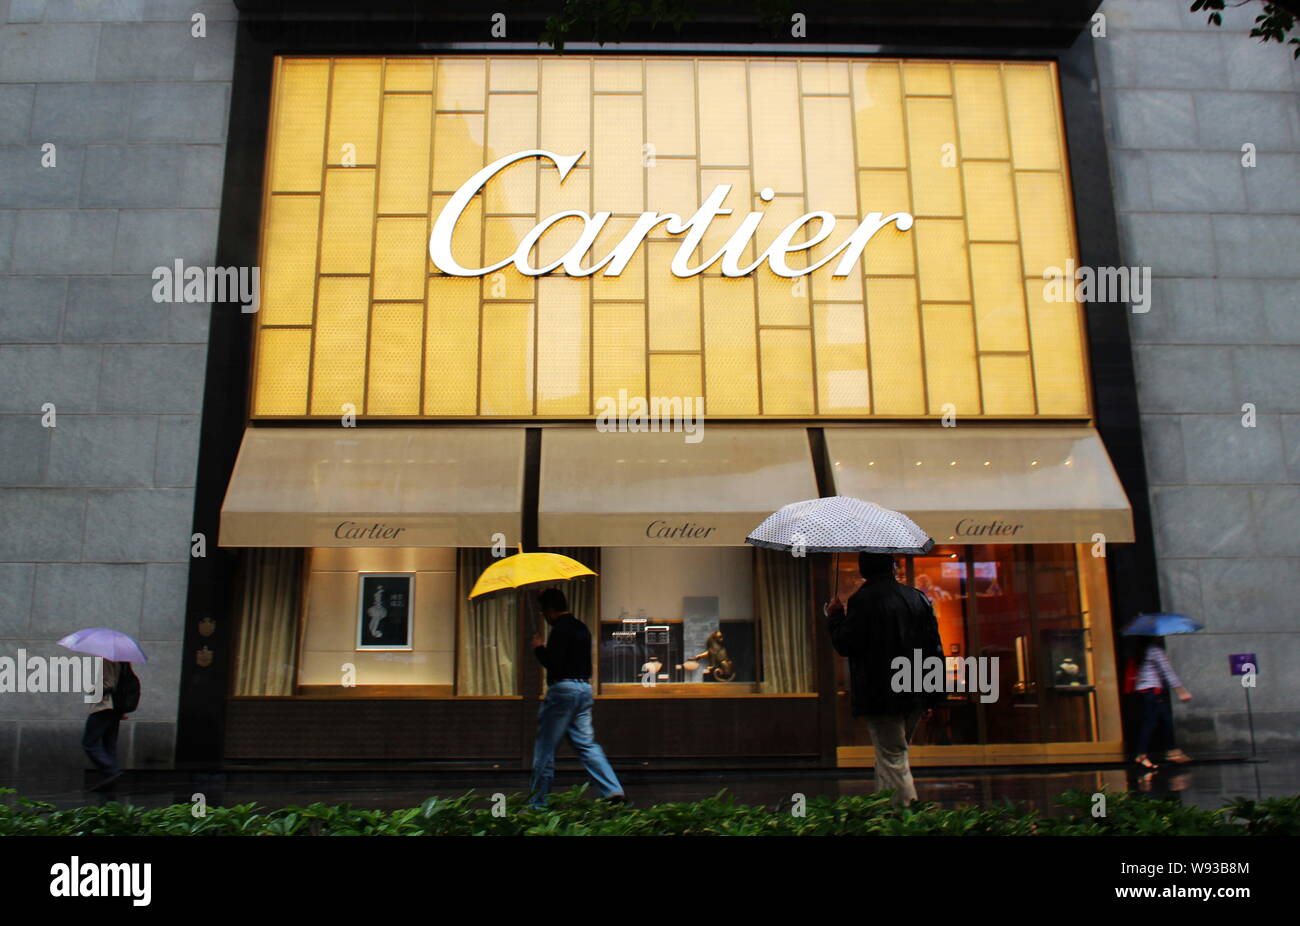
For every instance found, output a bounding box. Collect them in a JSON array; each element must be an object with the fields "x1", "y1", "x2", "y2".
[{"x1": 182, "y1": 46, "x2": 1150, "y2": 771}]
